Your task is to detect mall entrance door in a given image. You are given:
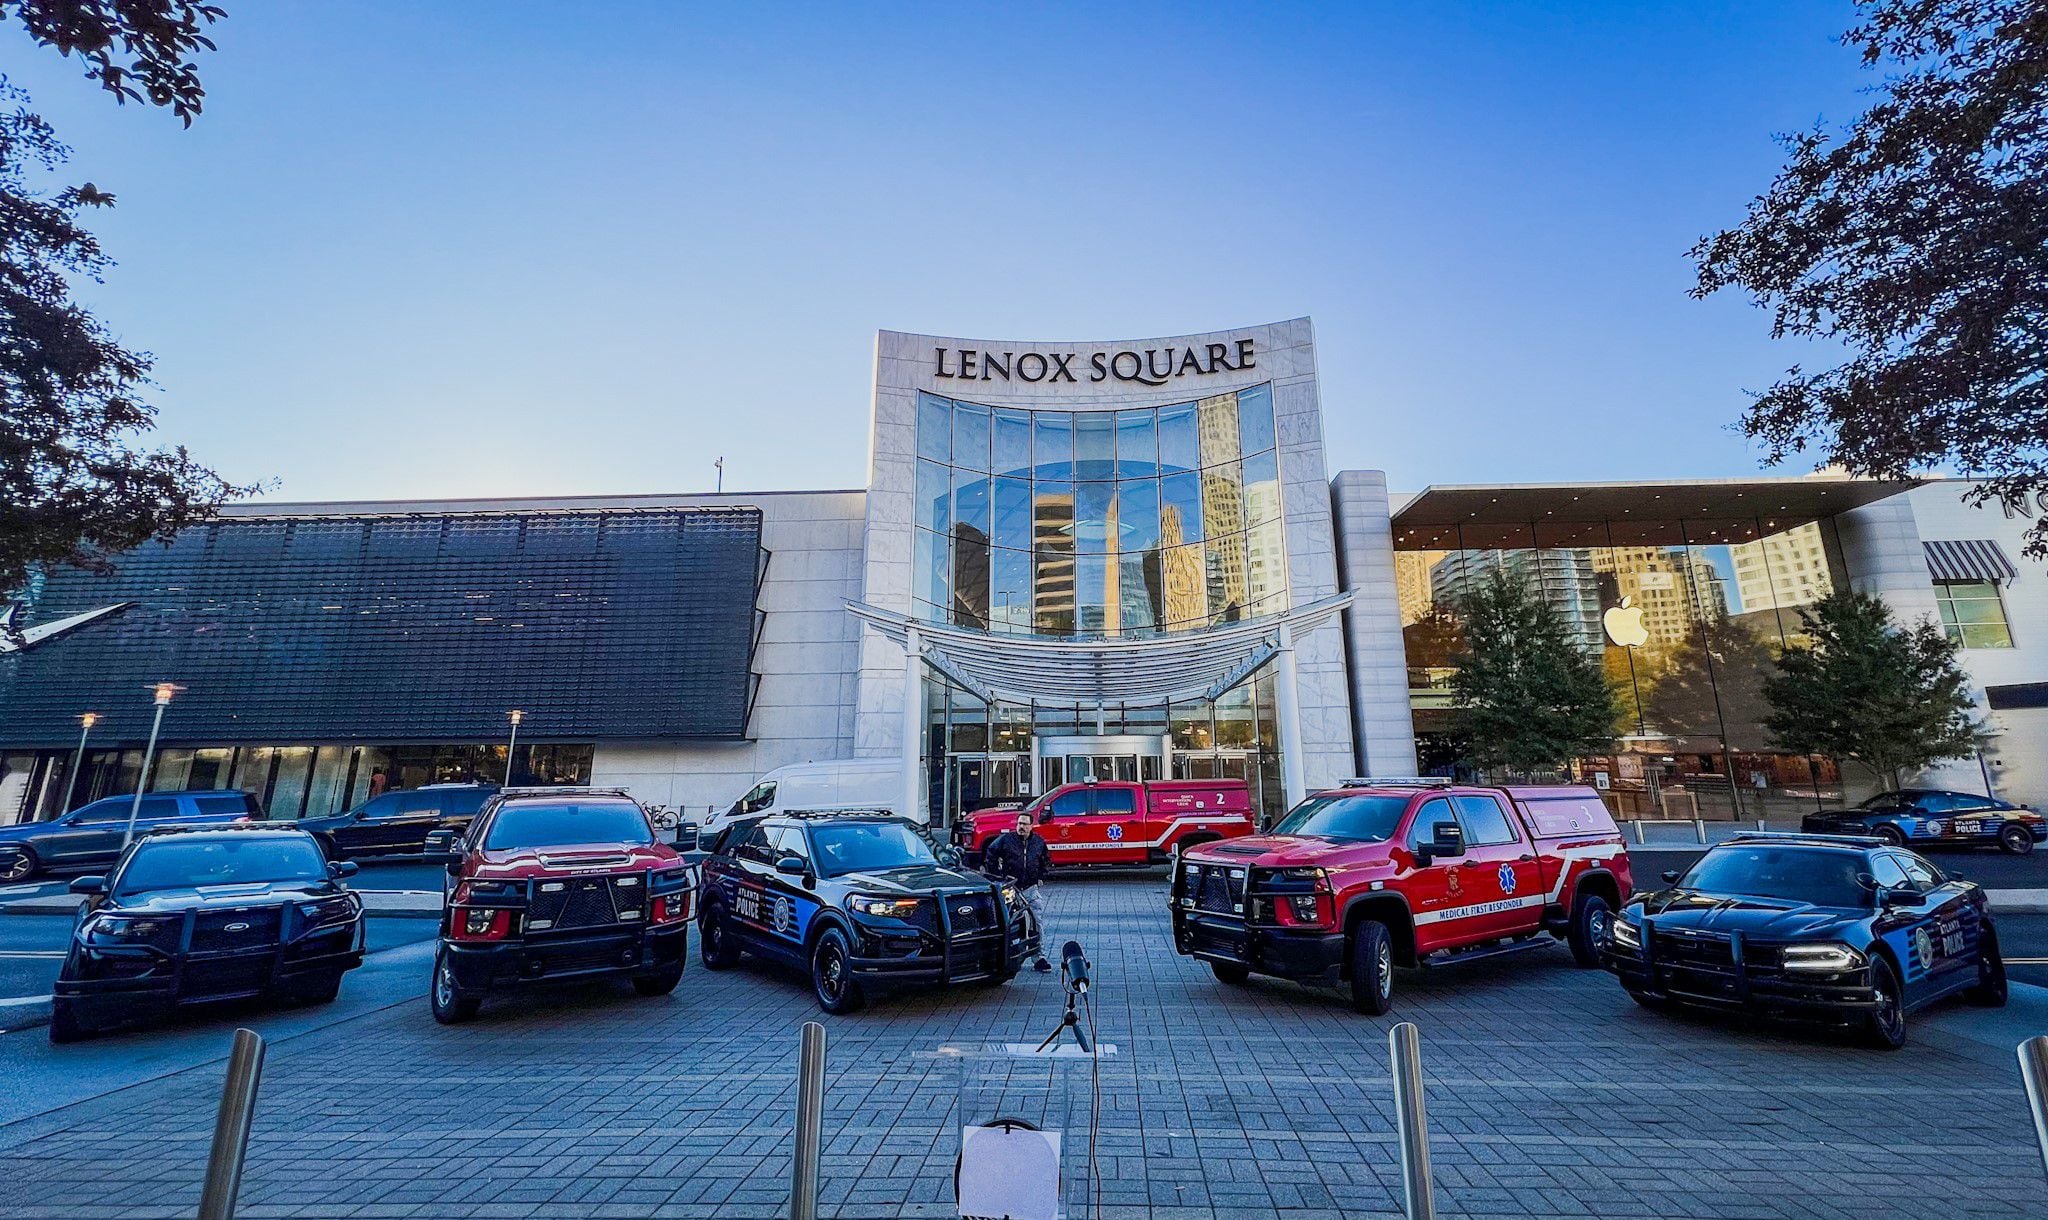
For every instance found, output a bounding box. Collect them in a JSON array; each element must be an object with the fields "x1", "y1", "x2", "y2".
[
  {"x1": 946, "y1": 753, "x2": 1029, "y2": 822},
  {"x1": 1034, "y1": 735, "x2": 1167, "y2": 794}
]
